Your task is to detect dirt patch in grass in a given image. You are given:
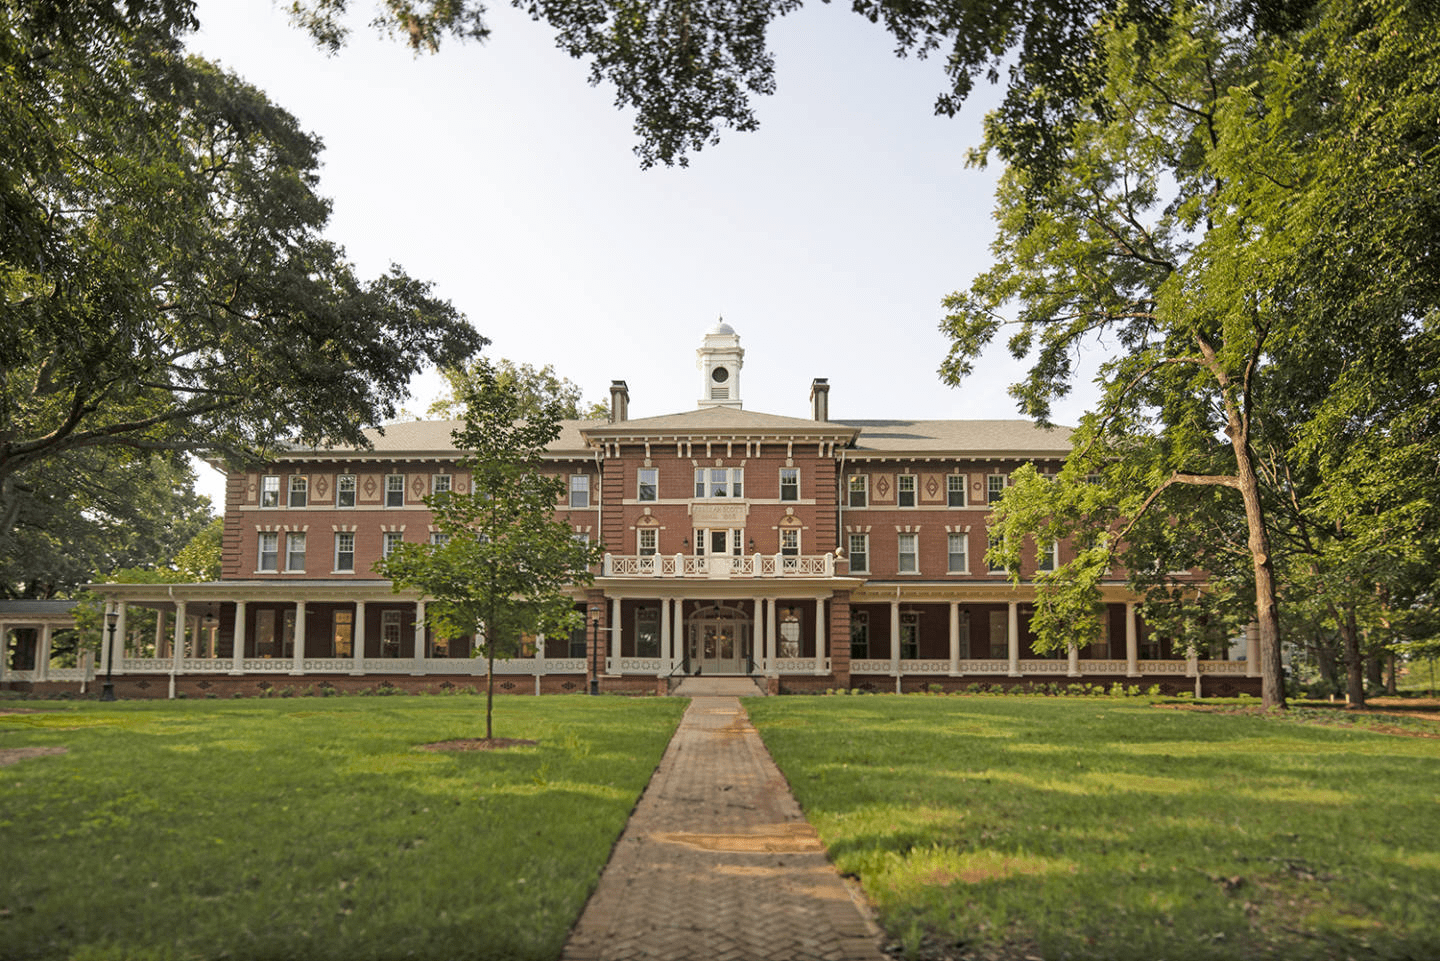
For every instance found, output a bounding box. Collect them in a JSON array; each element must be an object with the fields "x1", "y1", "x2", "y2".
[
  {"x1": 0, "y1": 746, "x2": 68, "y2": 766},
  {"x1": 419, "y1": 737, "x2": 538, "y2": 752}
]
